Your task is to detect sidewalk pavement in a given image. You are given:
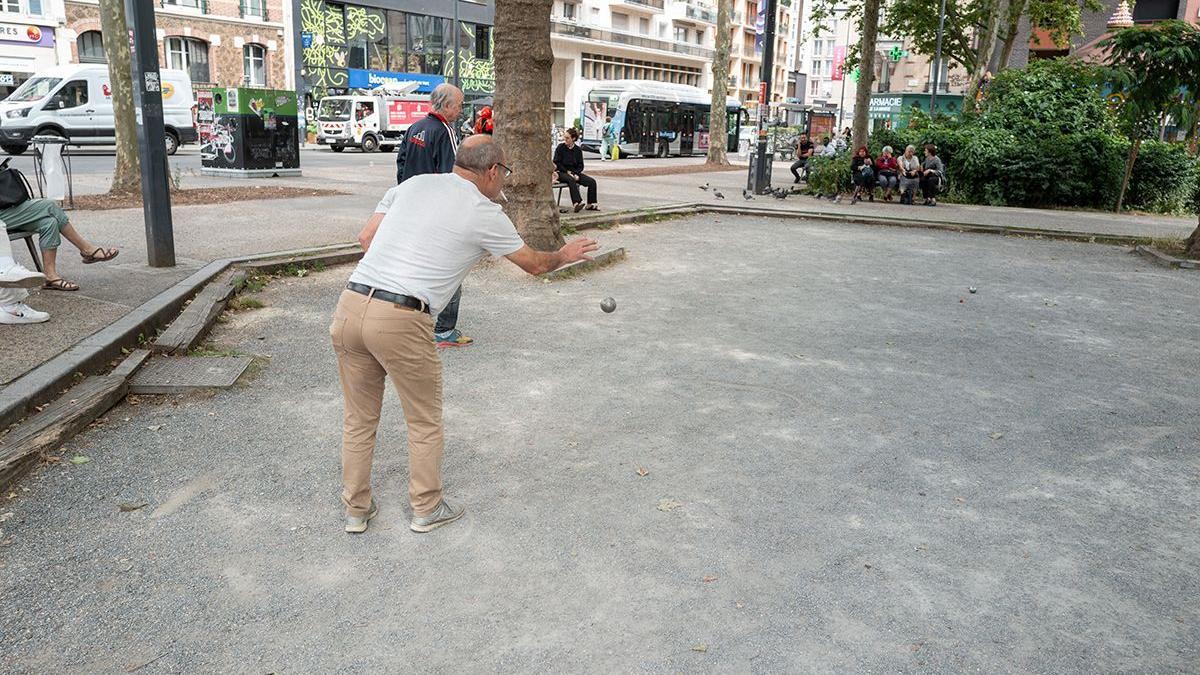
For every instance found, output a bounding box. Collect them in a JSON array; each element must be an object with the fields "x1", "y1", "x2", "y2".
[{"x1": 1, "y1": 153, "x2": 1194, "y2": 385}]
